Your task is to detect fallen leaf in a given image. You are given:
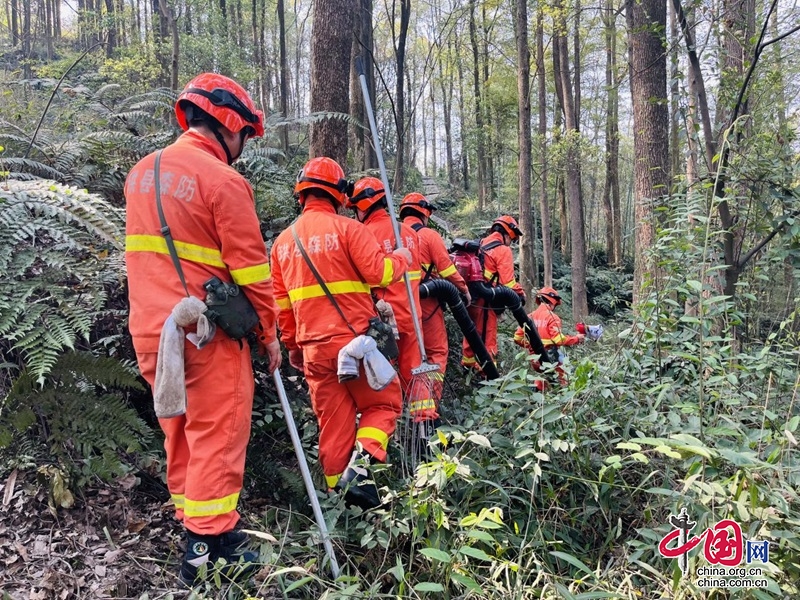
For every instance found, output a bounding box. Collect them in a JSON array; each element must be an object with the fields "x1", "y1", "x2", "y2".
[
  {"x1": 3, "y1": 469, "x2": 18, "y2": 506},
  {"x1": 94, "y1": 564, "x2": 107, "y2": 577},
  {"x1": 239, "y1": 529, "x2": 278, "y2": 543}
]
